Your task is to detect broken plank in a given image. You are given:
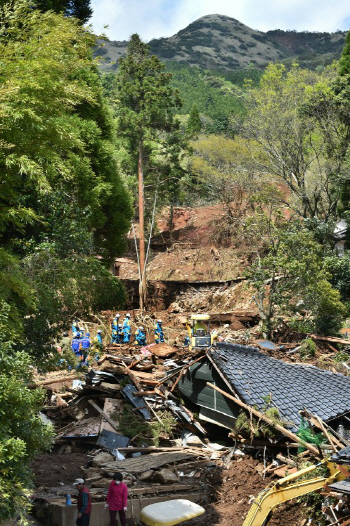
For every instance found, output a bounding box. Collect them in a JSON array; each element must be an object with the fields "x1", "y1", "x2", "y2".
[
  {"x1": 170, "y1": 355, "x2": 205, "y2": 393},
  {"x1": 310, "y1": 334, "x2": 350, "y2": 345},
  {"x1": 88, "y1": 399, "x2": 120, "y2": 434},
  {"x1": 131, "y1": 370, "x2": 164, "y2": 380},
  {"x1": 99, "y1": 398, "x2": 123, "y2": 435},
  {"x1": 98, "y1": 354, "x2": 133, "y2": 365},
  {"x1": 228, "y1": 433, "x2": 300, "y2": 448},
  {"x1": 129, "y1": 483, "x2": 199, "y2": 496},
  {"x1": 99, "y1": 382, "x2": 122, "y2": 391},
  {"x1": 134, "y1": 391, "x2": 157, "y2": 397},
  {"x1": 276, "y1": 454, "x2": 297, "y2": 467},
  {"x1": 100, "y1": 451, "x2": 197, "y2": 474},
  {"x1": 115, "y1": 447, "x2": 193, "y2": 452},
  {"x1": 315, "y1": 416, "x2": 338, "y2": 453},
  {"x1": 125, "y1": 370, "x2": 142, "y2": 391}
]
